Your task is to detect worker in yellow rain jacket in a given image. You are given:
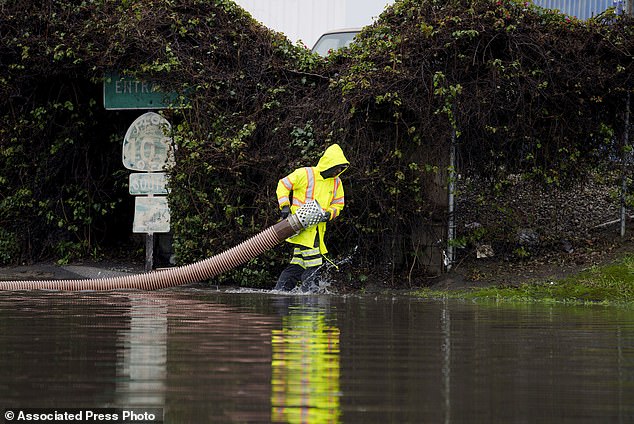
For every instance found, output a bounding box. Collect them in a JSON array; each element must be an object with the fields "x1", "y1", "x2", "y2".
[{"x1": 274, "y1": 144, "x2": 349, "y2": 291}]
